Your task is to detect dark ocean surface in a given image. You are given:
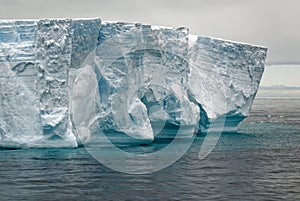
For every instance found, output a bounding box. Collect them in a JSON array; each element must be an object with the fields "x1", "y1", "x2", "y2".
[{"x1": 0, "y1": 89, "x2": 300, "y2": 200}]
